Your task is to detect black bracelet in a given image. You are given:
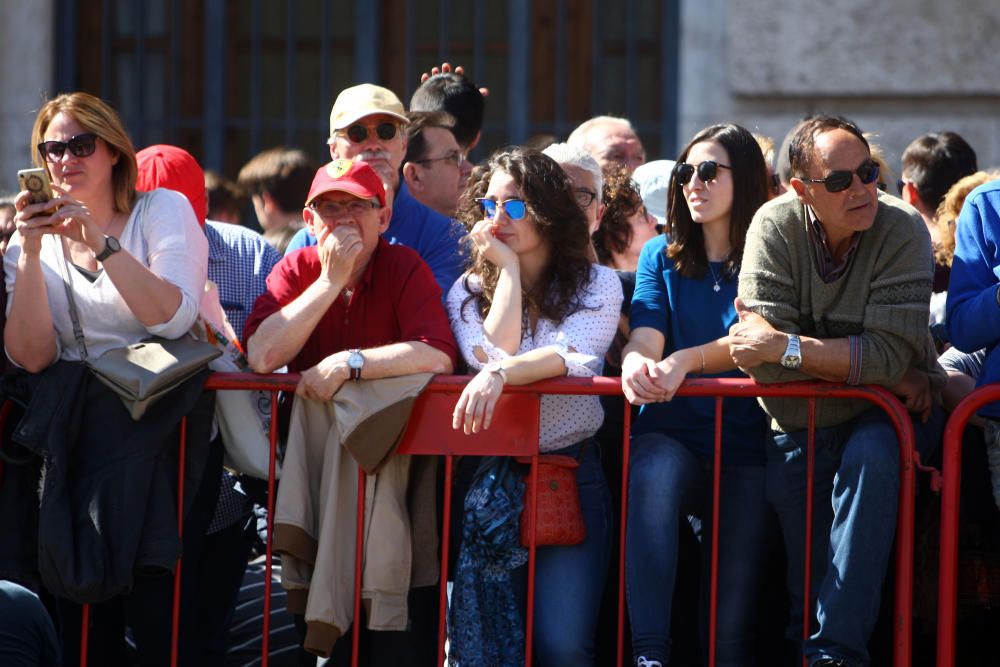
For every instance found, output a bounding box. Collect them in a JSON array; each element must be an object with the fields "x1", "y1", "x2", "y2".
[{"x1": 996, "y1": 284, "x2": 1000, "y2": 308}]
